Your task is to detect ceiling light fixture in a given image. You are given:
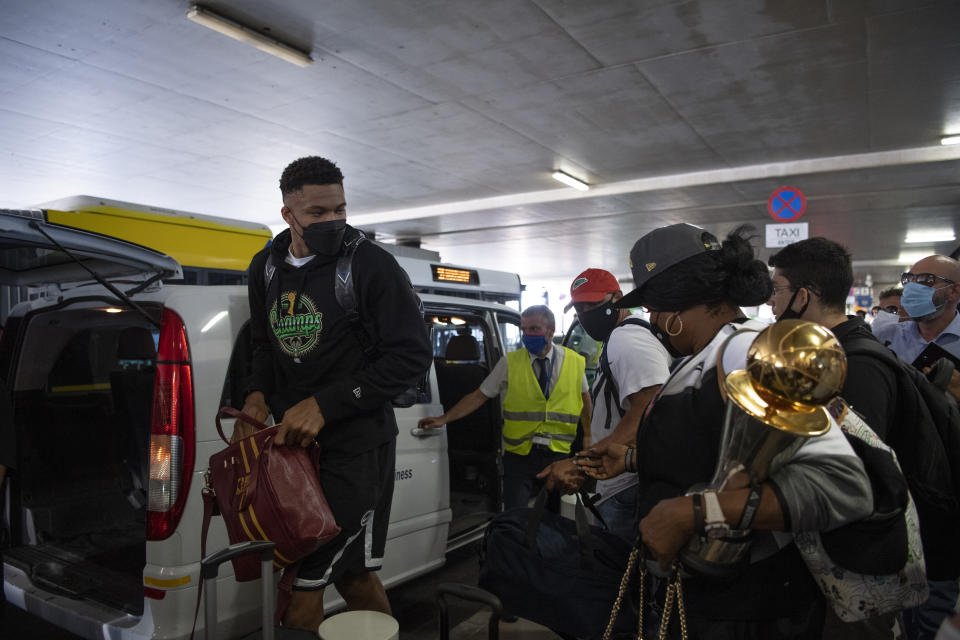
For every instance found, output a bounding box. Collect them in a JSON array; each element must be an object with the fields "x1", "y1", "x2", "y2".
[
  {"x1": 898, "y1": 251, "x2": 930, "y2": 265},
  {"x1": 941, "y1": 135, "x2": 960, "y2": 146},
  {"x1": 905, "y1": 229, "x2": 956, "y2": 244},
  {"x1": 551, "y1": 170, "x2": 589, "y2": 191},
  {"x1": 187, "y1": 5, "x2": 312, "y2": 67}
]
